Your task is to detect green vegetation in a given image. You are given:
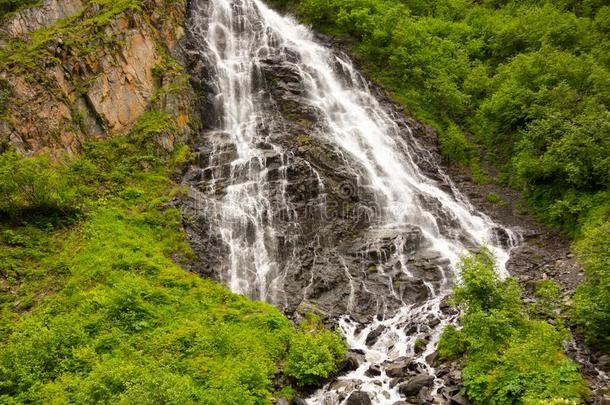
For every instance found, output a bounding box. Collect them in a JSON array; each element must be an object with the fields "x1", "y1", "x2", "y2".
[
  {"x1": 0, "y1": 0, "x2": 145, "y2": 74},
  {"x1": 0, "y1": 0, "x2": 40, "y2": 19},
  {"x1": 285, "y1": 314, "x2": 346, "y2": 386},
  {"x1": 0, "y1": 112, "x2": 344, "y2": 403},
  {"x1": 273, "y1": 0, "x2": 610, "y2": 359},
  {"x1": 484, "y1": 192, "x2": 503, "y2": 205},
  {"x1": 272, "y1": 0, "x2": 609, "y2": 234},
  {"x1": 571, "y1": 214, "x2": 610, "y2": 352},
  {"x1": 437, "y1": 251, "x2": 589, "y2": 404},
  {"x1": 0, "y1": 152, "x2": 77, "y2": 219}
]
